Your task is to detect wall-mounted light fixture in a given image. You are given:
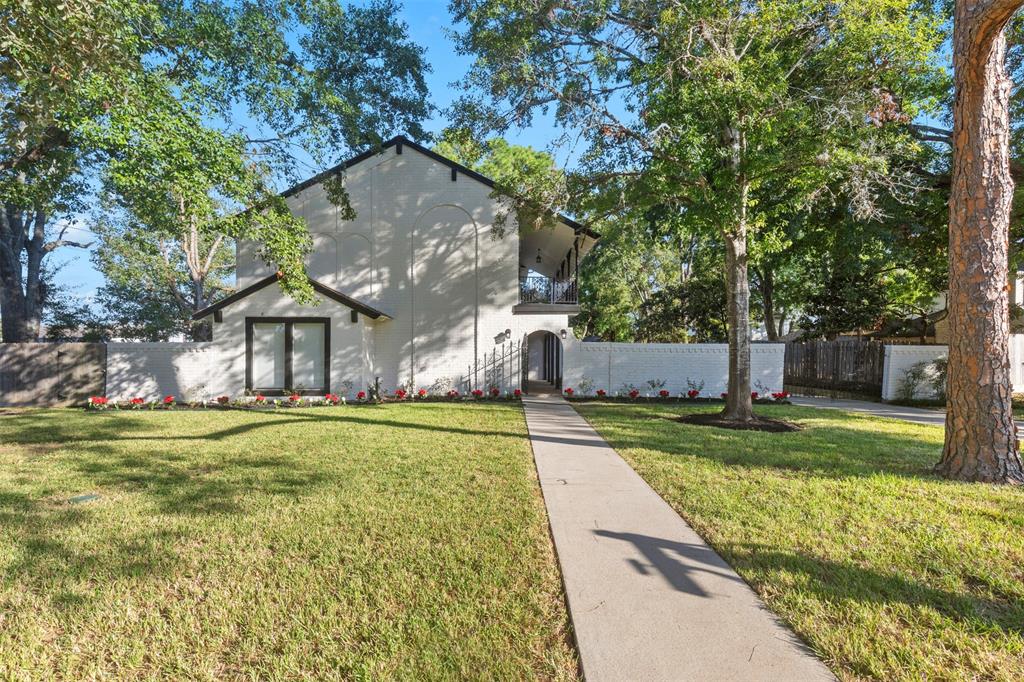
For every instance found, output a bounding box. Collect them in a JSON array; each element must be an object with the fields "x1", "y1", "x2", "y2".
[
  {"x1": 505, "y1": 328, "x2": 512, "y2": 340},
  {"x1": 560, "y1": 329, "x2": 567, "y2": 340},
  {"x1": 536, "y1": 249, "x2": 542, "y2": 264}
]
